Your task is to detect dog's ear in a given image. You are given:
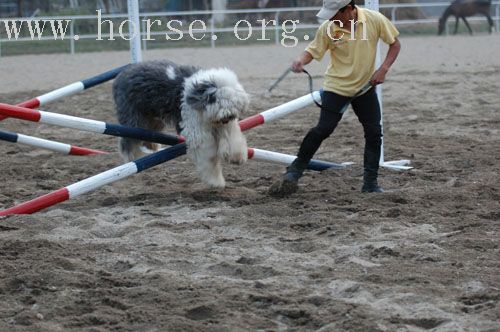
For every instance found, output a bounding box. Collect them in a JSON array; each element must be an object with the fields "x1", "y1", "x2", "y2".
[{"x1": 186, "y1": 81, "x2": 217, "y2": 109}]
